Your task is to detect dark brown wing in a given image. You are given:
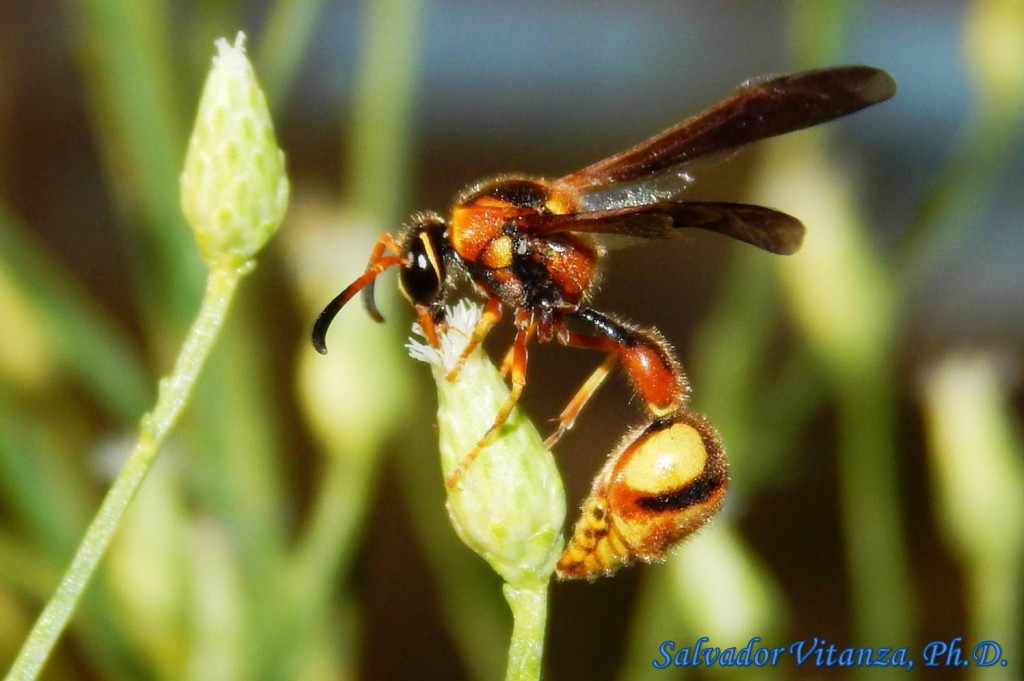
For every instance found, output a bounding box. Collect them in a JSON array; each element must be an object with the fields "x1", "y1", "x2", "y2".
[
  {"x1": 530, "y1": 201, "x2": 805, "y2": 255},
  {"x1": 560, "y1": 65, "x2": 897, "y2": 192}
]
